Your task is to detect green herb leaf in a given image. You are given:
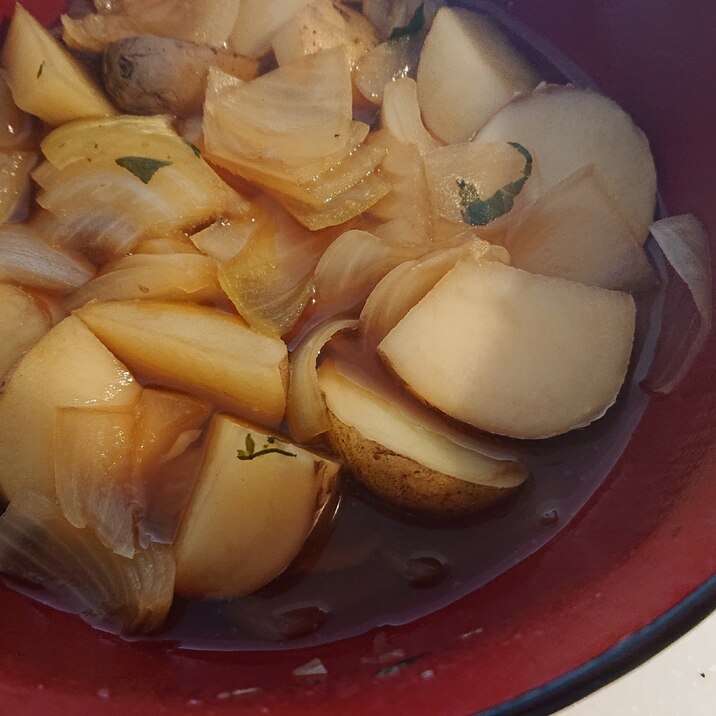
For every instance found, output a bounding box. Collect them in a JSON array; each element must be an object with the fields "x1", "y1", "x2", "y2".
[
  {"x1": 115, "y1": 156, "x2": 172, "y2": 184},
  {"x1": 389, "y1": 3, "x2": 425, "y2": 40},
  {"x1": 237, "y1": 433, "x2": 297, "y2": 461},
  {"x1": 37, "y1": 61, "x2": 45, "y2": 79},
  {"x1": 457, "y1": 142, "x2": 533, "y2": 226},
  {"x1": 183, "y1": 139, "x2": 201, "y2": 158}
]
